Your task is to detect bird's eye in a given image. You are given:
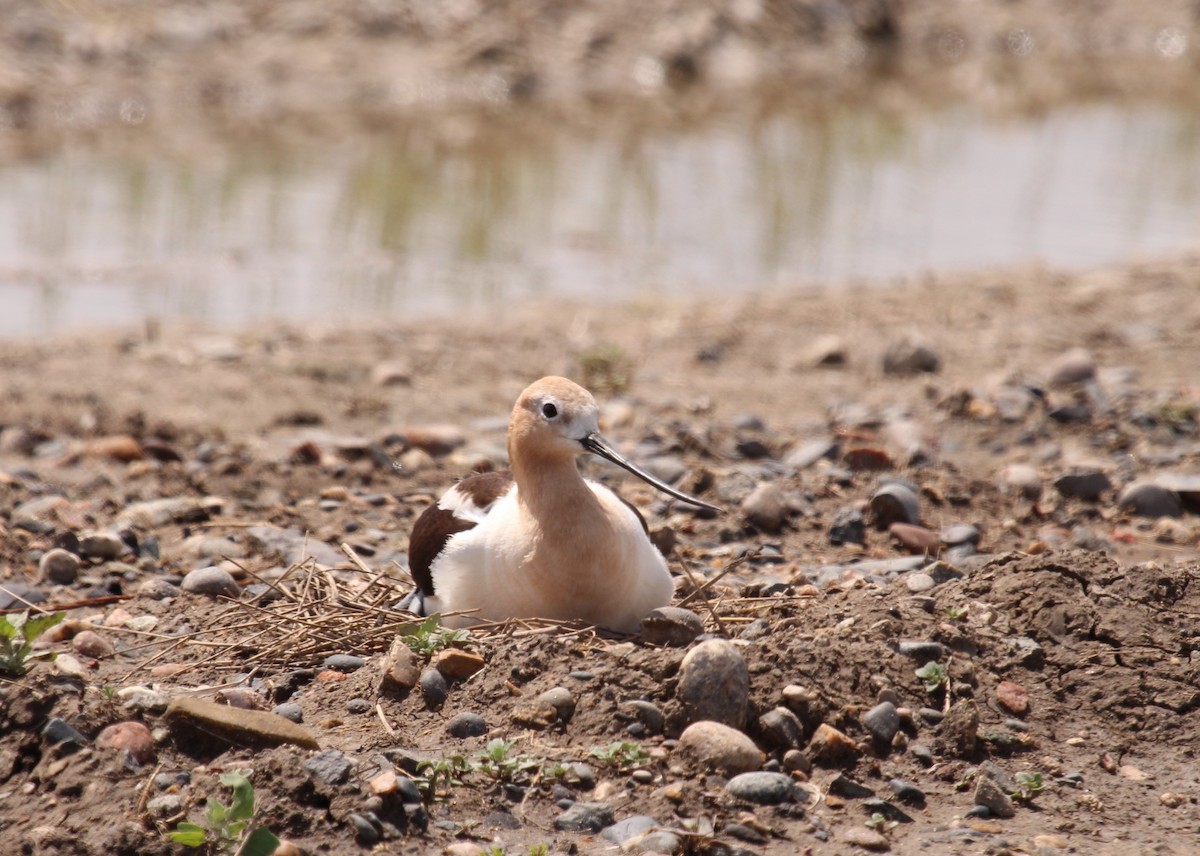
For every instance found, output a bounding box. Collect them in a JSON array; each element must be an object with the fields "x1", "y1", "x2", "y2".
[{"x1": 542, "y1": 402, "x2": 558, "y2": 419}]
